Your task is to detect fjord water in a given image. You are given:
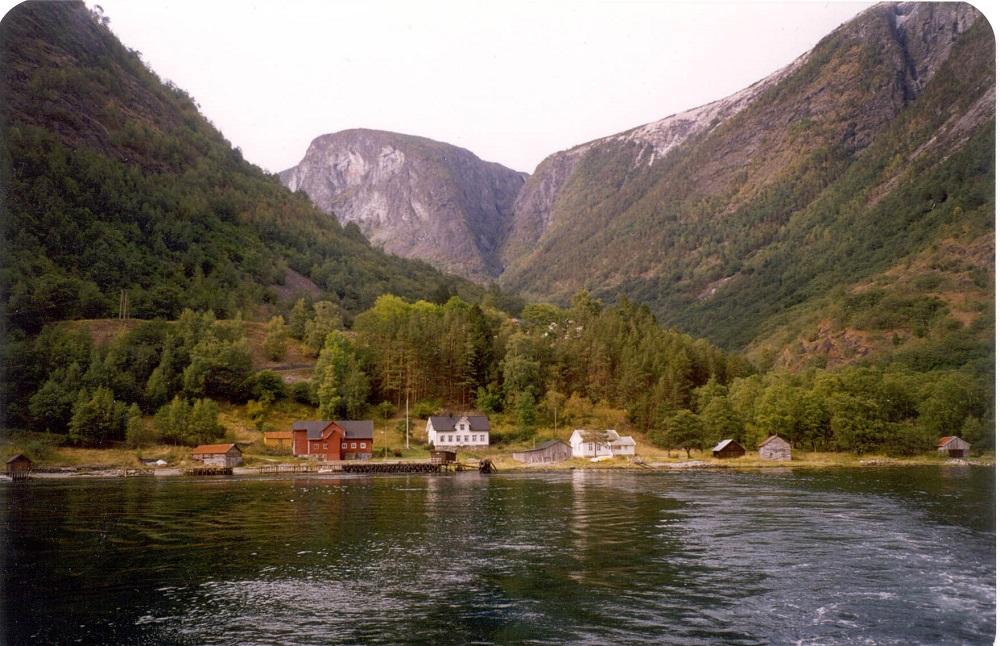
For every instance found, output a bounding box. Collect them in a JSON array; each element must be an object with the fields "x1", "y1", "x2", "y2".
[{"x1": 1, "y1": 468, "x2": 994, "y2": 645}]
